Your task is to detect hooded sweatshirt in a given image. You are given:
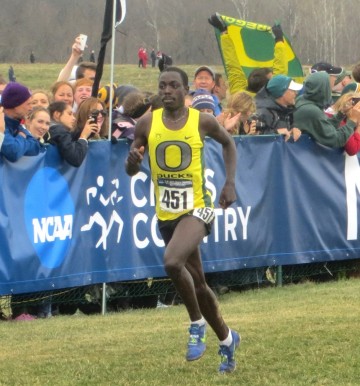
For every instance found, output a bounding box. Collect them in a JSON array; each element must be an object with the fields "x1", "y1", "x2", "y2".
[{"x1": 293, "y1": 72, "x2": 355, "y2": 148}]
